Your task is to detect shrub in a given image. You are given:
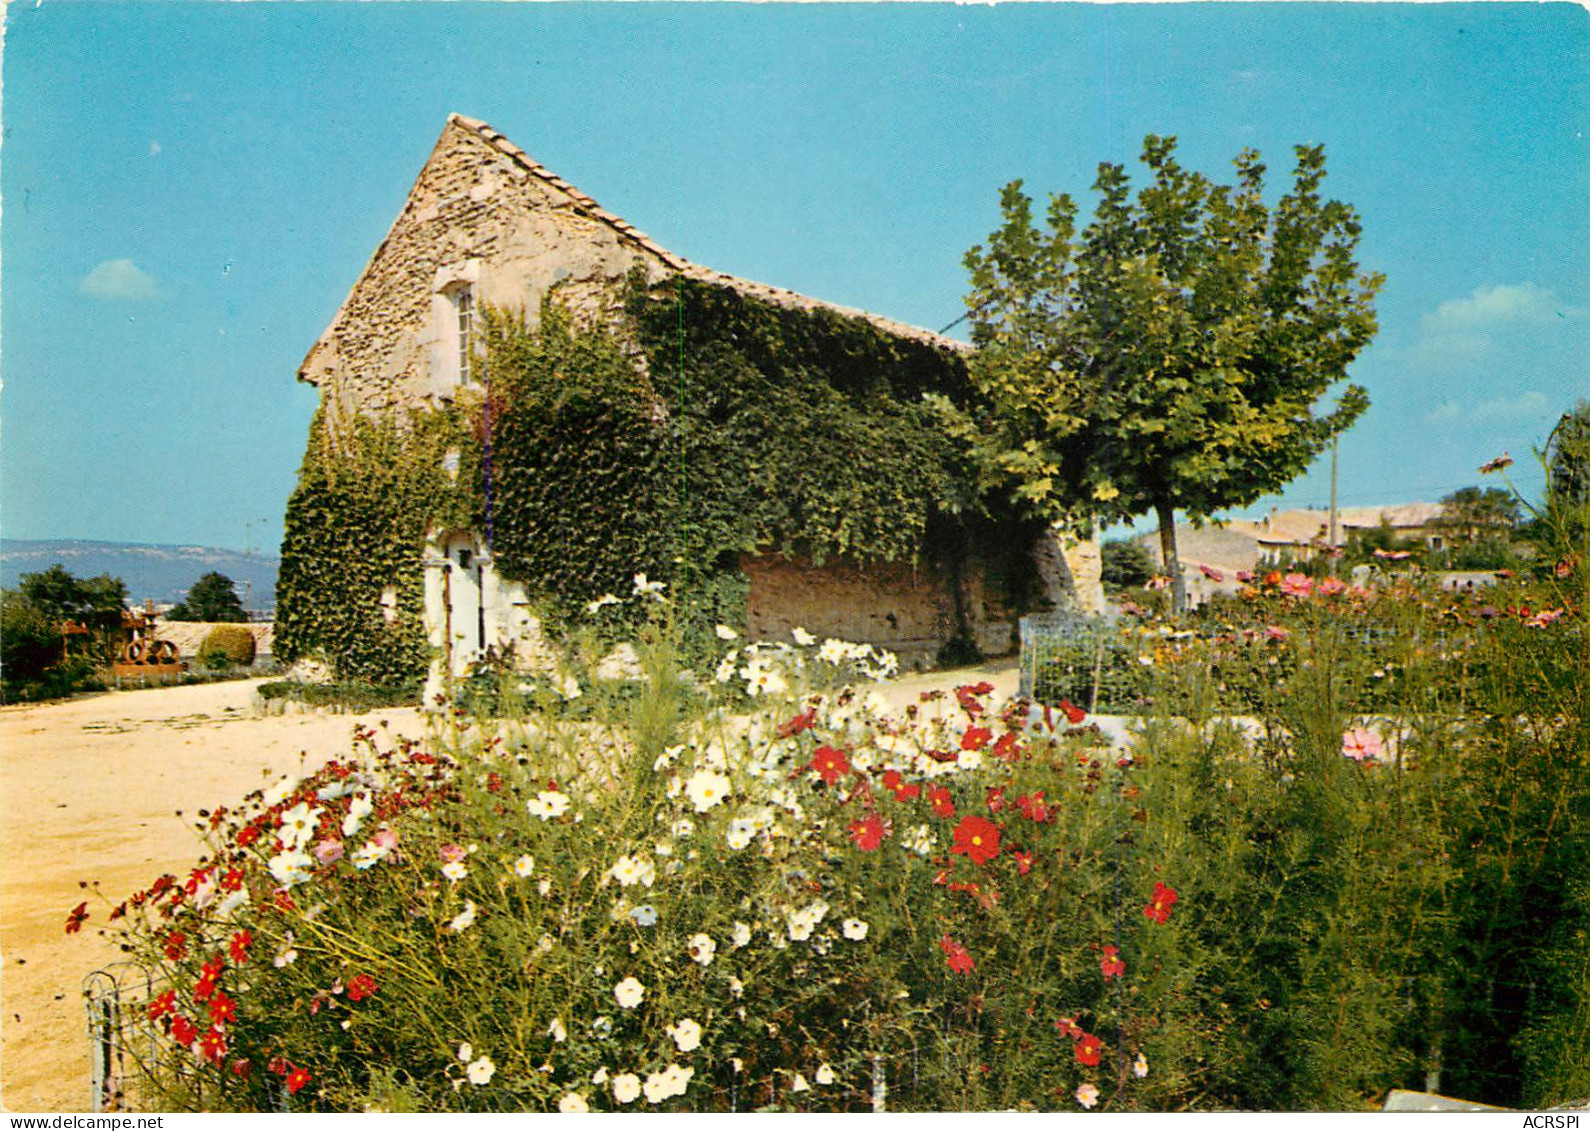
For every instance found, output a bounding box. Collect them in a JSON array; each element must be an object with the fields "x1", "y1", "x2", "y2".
[
  {"x1": 201, "y1": 625, "x2": 257, "y2": 668},
  {"x1": 1100, "y1": 539, "x2": 1155, "y2": 590}
]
